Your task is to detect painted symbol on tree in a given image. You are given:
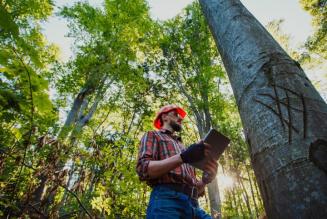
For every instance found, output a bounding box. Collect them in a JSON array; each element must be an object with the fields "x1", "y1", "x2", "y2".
[{"x1": 254, "y1": 84, "x2": 307, "y2": 144}]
